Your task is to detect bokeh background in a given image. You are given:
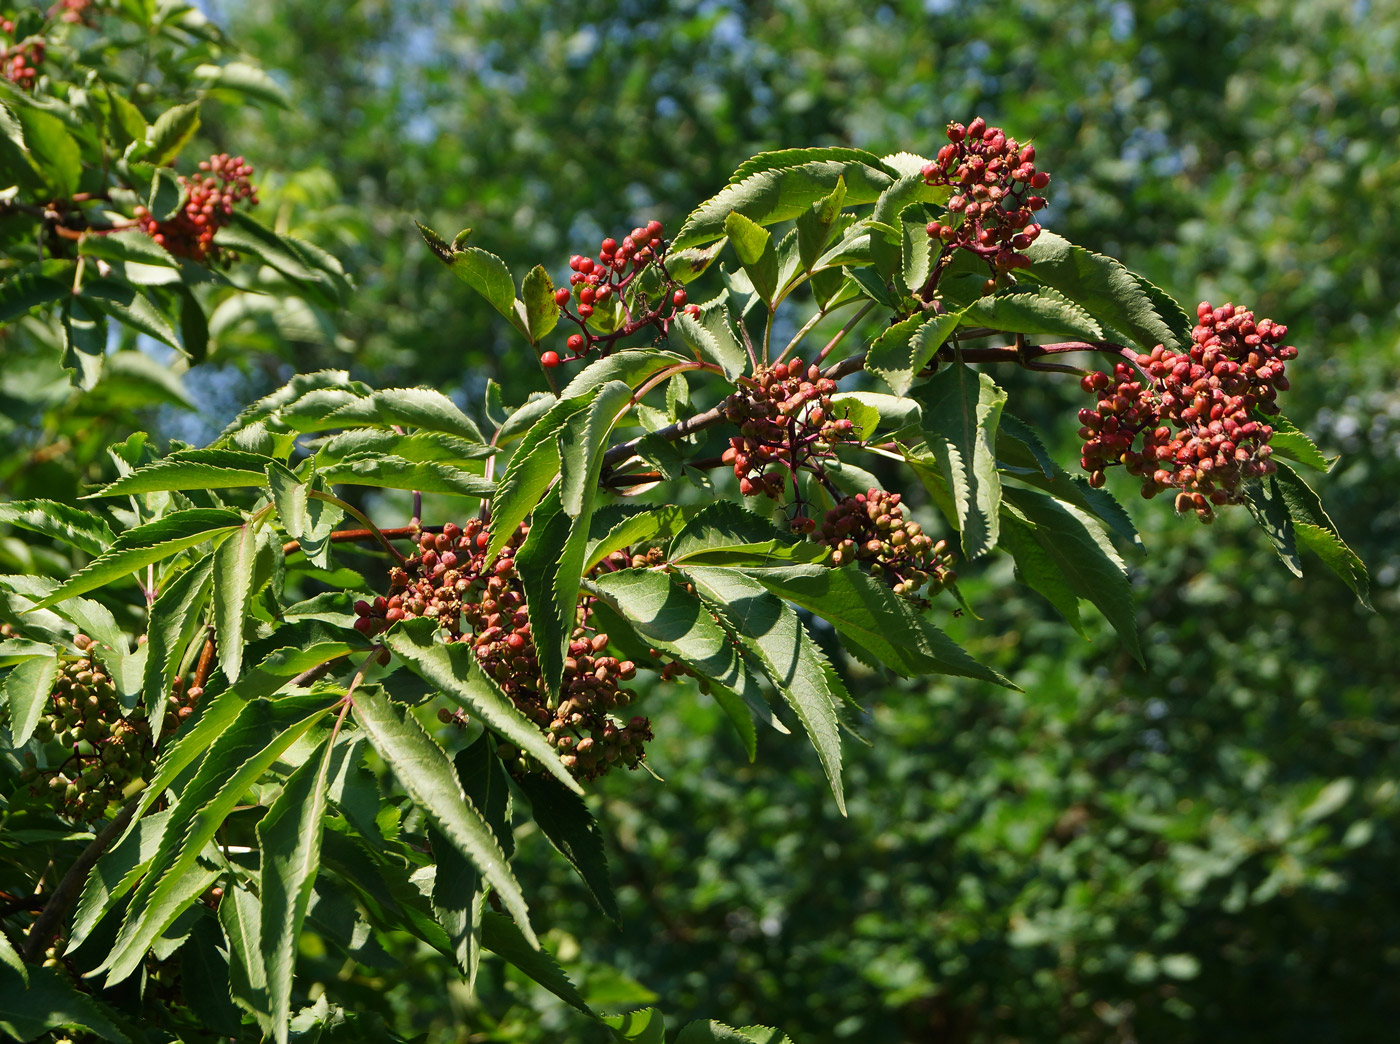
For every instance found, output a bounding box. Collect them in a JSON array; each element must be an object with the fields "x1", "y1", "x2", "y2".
[{"x1": 10, "y1": 0, "x2": 1400, "y2": 1039}]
